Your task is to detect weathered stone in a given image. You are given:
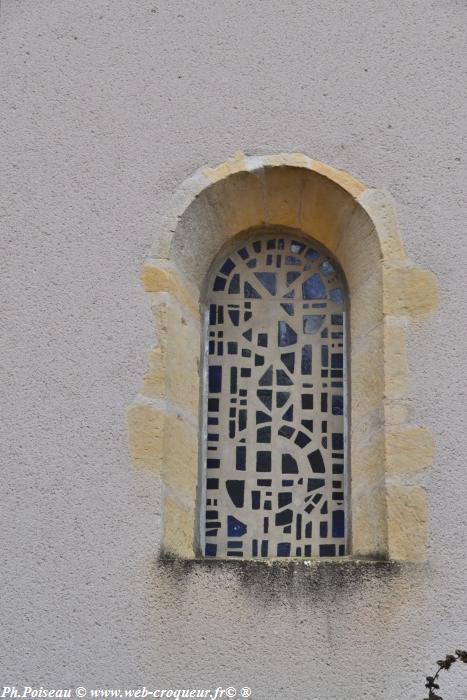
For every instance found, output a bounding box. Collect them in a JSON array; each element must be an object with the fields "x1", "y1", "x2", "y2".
[
  {"x1": 357, "y1": 188, "x2": 406, "y2": 262},
  {"x1": 128, "y1": 402, "x2": 164, "y2": 470},
  {"x1": 383, "y1": 266, "x2": 439, "y2": 316},
  {"x1": 386, "y1": 485, "x2": 427, "y2": 562},
  {"x1": 383, "y1": 319, "x2": 409, "y2": 401},
  {"x1": 142, "y1": 301, "x2": 200, "y2": 415},
  {"x1": 163, "y1": 496, "x2": 196, "y2": 558},
  {"x1": 162, "y1": 413, "x2": 199, "y2": 505},
  {"x1": 386, "y1": 426, "x2": 434, "y2": 474},
  {"x1": 140, "y1": 263, "x2": 199, "y2": 318}
]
